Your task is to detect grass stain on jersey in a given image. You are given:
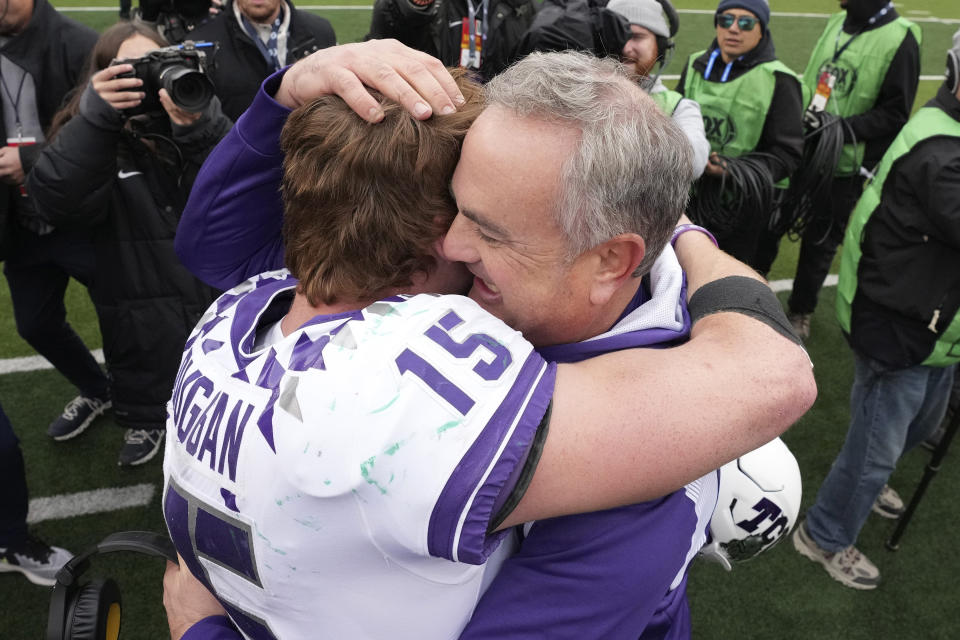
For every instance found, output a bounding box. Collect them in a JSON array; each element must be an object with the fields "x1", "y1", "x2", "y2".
[
  {"x1": 360, "y1": 456, "x2": 388, "y2": 495},
  {"x1": 384, "y1": 440, "x2": 404, "y2": 456},
  {"x1": 256, "y1": 531, "x2": 289, "y2": 556},
  {"x1": 437, "y1": 420, "x2": 462, "y2": 436},
  {"x1": 370, "y1": 394, "x2": 400, "y2": 414},
  {"x1": 294, "y1": 516, "x2": 323, "y2": 531}
]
